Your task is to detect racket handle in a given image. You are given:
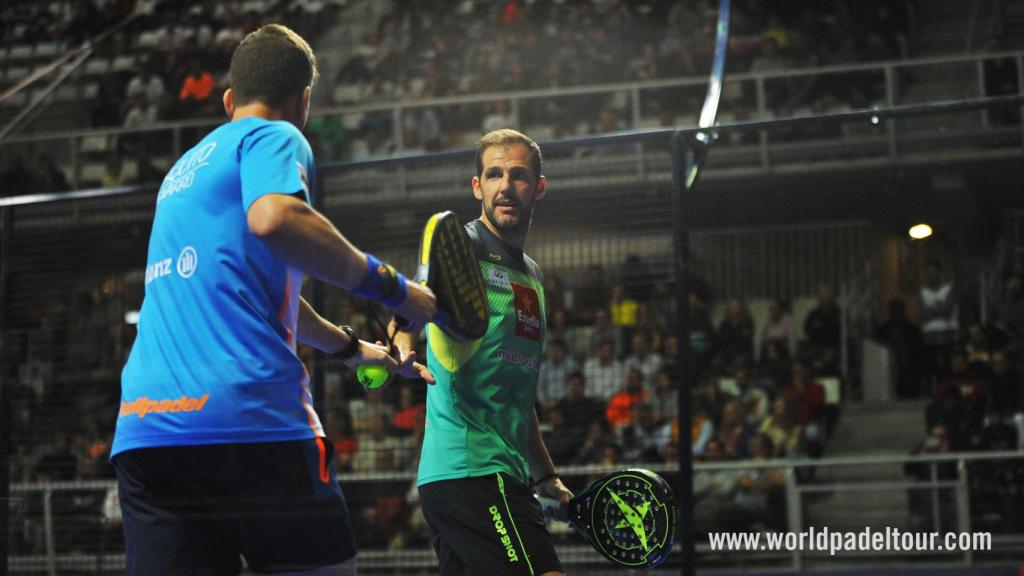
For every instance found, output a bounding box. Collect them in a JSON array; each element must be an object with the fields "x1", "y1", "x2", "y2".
[{"x1": 536, "y1": 495, "x2": 569, "y2": 523}]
